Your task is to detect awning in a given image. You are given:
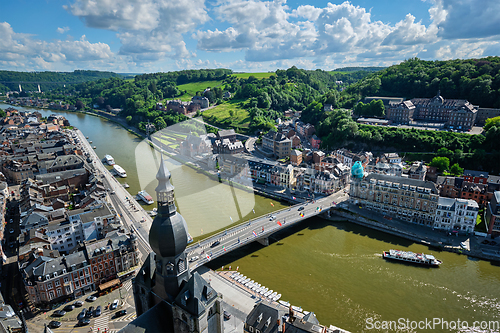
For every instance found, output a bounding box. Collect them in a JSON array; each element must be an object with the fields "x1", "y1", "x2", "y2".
[
  {"x1": 117, "y1": 265, "x2": 140, "y2": 277},
  {"x1": 98, "y1": 278, "x2": 121, "y2": 291}
]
